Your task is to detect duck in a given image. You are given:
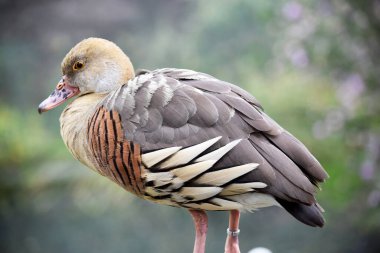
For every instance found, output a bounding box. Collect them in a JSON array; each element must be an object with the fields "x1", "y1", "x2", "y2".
[{"x1": 38, "y1": 37, "x2": 328, "y2": 253}]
